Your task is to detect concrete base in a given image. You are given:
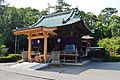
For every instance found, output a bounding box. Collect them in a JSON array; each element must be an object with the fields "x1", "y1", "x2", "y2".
[
  {"x1": 61, "y1": 60, "x2": 91, "y2": 66},
  {"x1": 51, "y1": 61, "x2": 60, "y2": 65}
]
